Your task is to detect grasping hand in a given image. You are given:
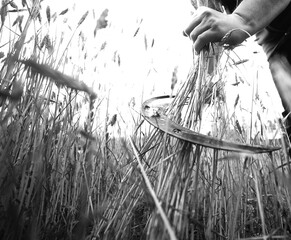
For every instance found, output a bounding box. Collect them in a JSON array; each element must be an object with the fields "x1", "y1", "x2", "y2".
[{"x1": 184, "y1": 7, "x2": 251, "y2": 53}]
